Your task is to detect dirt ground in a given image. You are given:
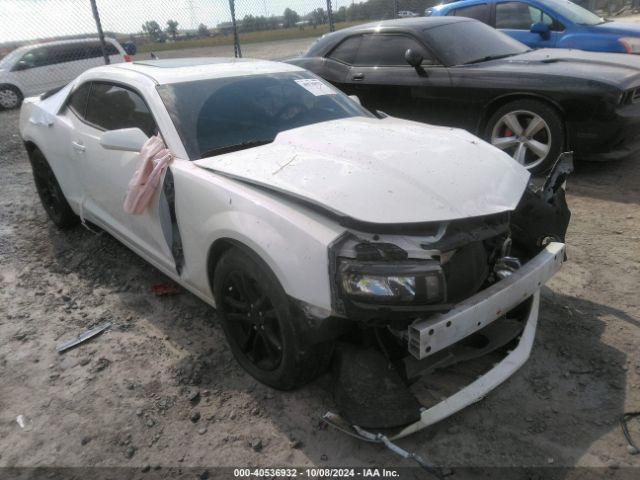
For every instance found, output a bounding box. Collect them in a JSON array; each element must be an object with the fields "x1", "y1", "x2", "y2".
[{"x1": 1, "y1": 97, "x2": 639, "y2": 480}]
